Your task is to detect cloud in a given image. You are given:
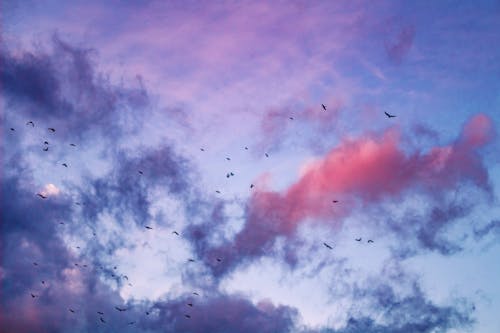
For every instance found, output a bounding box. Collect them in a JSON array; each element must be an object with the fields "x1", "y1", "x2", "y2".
[{"x1": 190, "y1": 114, "x2": 494, "y2": 277}]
